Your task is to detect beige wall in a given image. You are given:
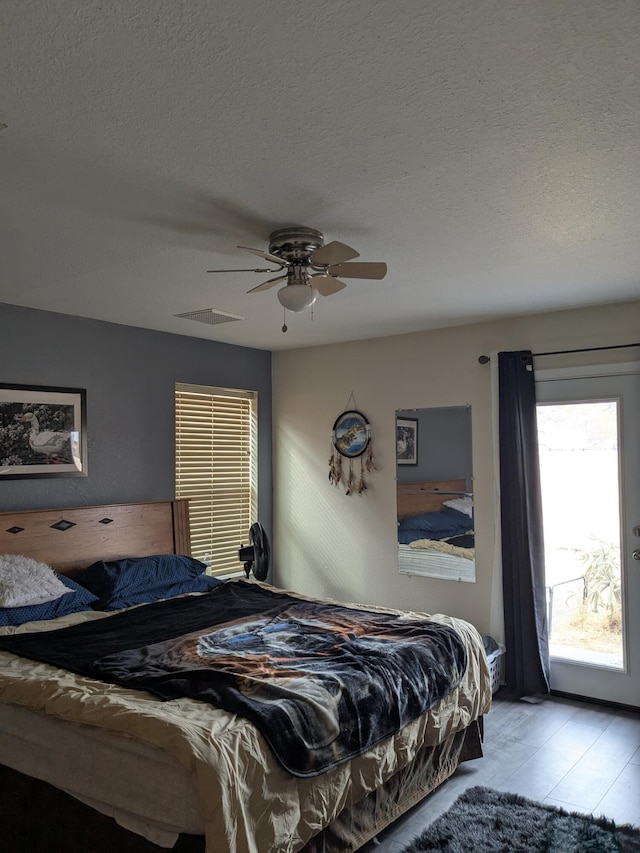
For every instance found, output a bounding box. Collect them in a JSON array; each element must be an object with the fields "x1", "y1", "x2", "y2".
[{"x1": 272, "y1": 299, "x2": 640, "y2": 639}]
